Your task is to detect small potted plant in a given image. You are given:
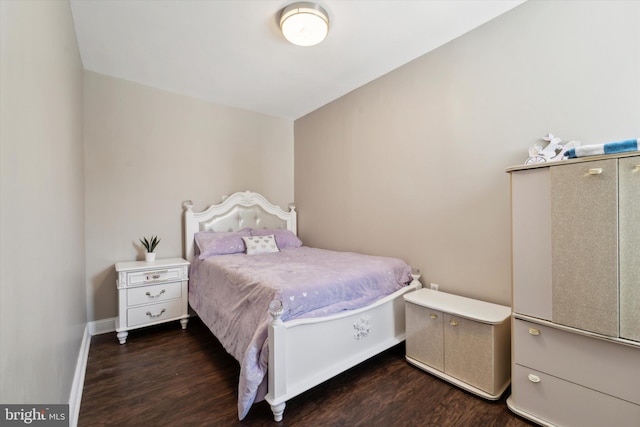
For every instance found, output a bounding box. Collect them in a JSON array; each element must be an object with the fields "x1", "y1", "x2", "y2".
[{"x1": 139, "y1": 235, "x2": 160, "y2": 262}]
